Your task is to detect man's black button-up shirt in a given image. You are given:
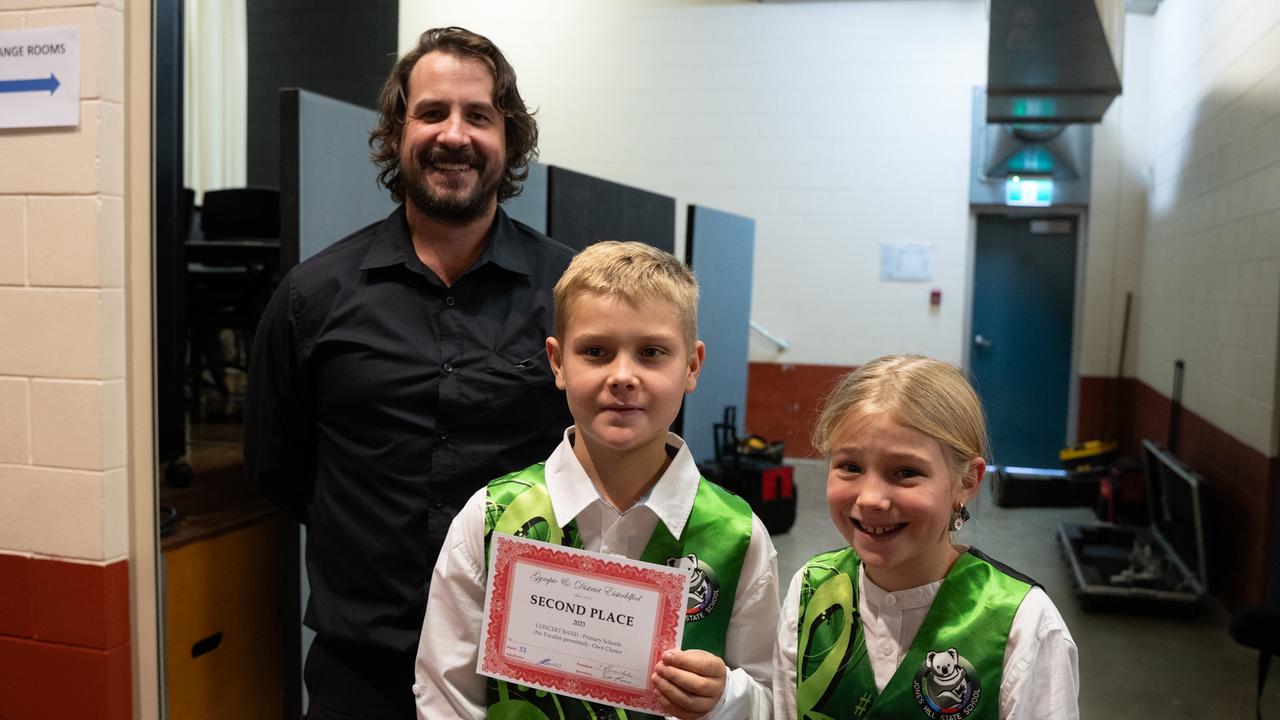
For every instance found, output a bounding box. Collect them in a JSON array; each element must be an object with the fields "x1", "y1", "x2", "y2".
[{"x1": 245, "y1": 206, "x2": 575, "y2": 653}]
